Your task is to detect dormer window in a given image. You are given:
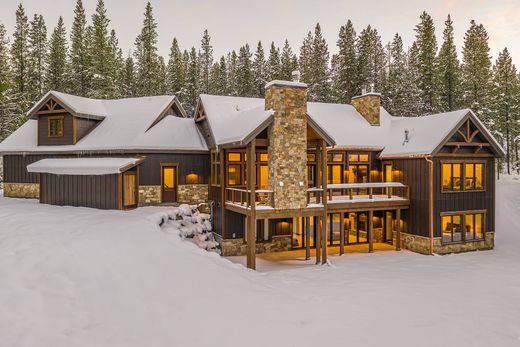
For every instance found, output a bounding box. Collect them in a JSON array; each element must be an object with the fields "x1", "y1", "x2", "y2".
[{"x1": 48, "y1": 116, "x2": 64, "y2": 137}]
